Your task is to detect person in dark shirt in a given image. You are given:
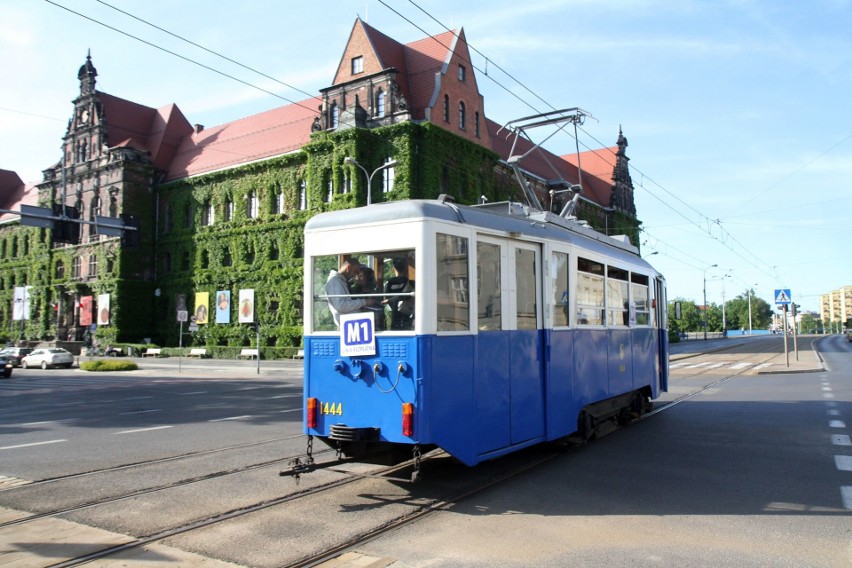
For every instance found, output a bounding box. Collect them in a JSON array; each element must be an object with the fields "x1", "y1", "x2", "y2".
[{"x1": 384, "y1": 257, "x2": 414, "y2": 330}]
